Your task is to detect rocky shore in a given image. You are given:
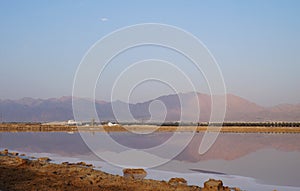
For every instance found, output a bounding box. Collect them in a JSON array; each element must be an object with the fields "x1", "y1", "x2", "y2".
[{"x1": 0, "y1": 149, "x2": 241, "y2": 191}]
